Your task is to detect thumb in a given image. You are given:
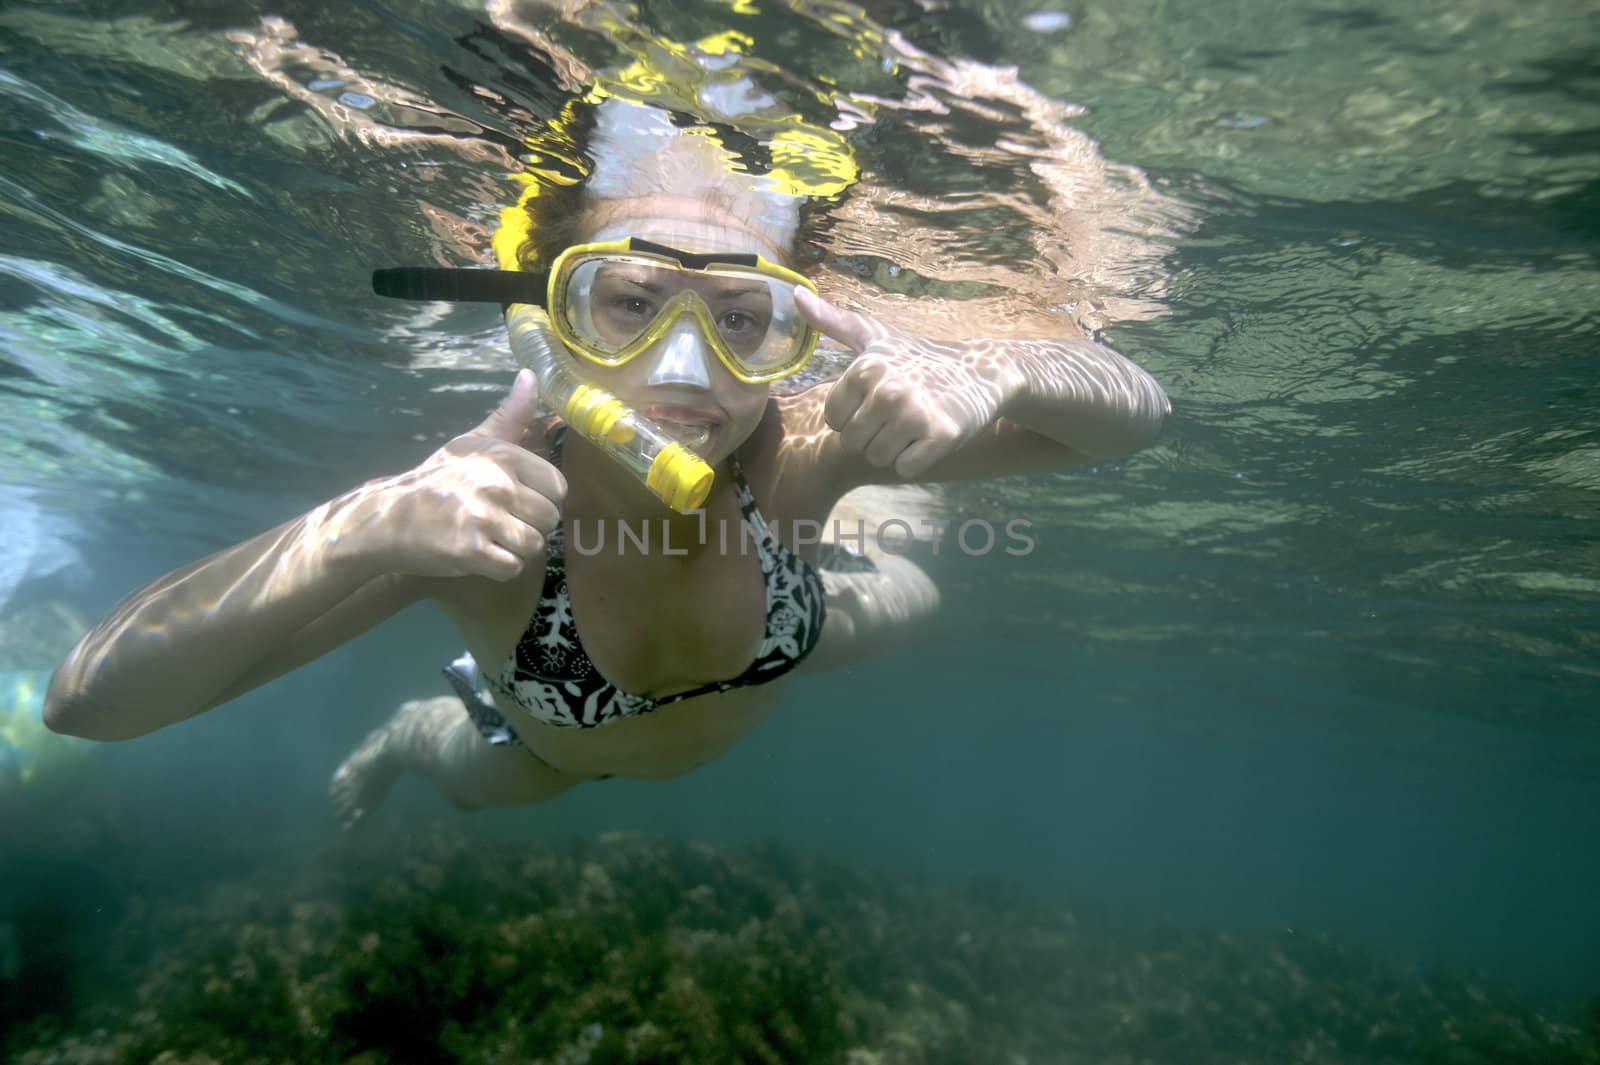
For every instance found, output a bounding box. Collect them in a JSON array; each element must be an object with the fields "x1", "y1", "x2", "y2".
[
  {"x1": 476, "y1": 368, "x2": 542, "y2": 444},
  {"x1": 794, "y1": 286, "x2": 876, "y2": 353}
]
